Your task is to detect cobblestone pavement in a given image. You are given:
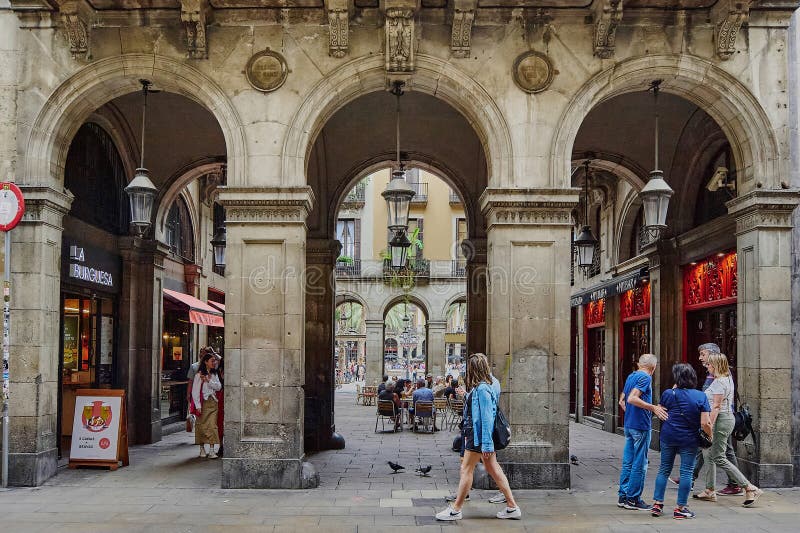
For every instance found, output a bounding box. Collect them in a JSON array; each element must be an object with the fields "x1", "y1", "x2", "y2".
[{"x1": 0, "y1": 385, "x2": 798, "y2": 532}]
